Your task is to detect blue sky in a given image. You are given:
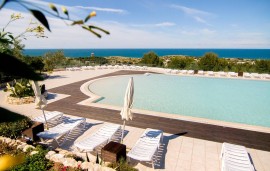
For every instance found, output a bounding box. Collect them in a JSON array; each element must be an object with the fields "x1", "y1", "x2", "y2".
[{"x1": 0, "y1": 0, "x2": 270, "y2": 48}]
